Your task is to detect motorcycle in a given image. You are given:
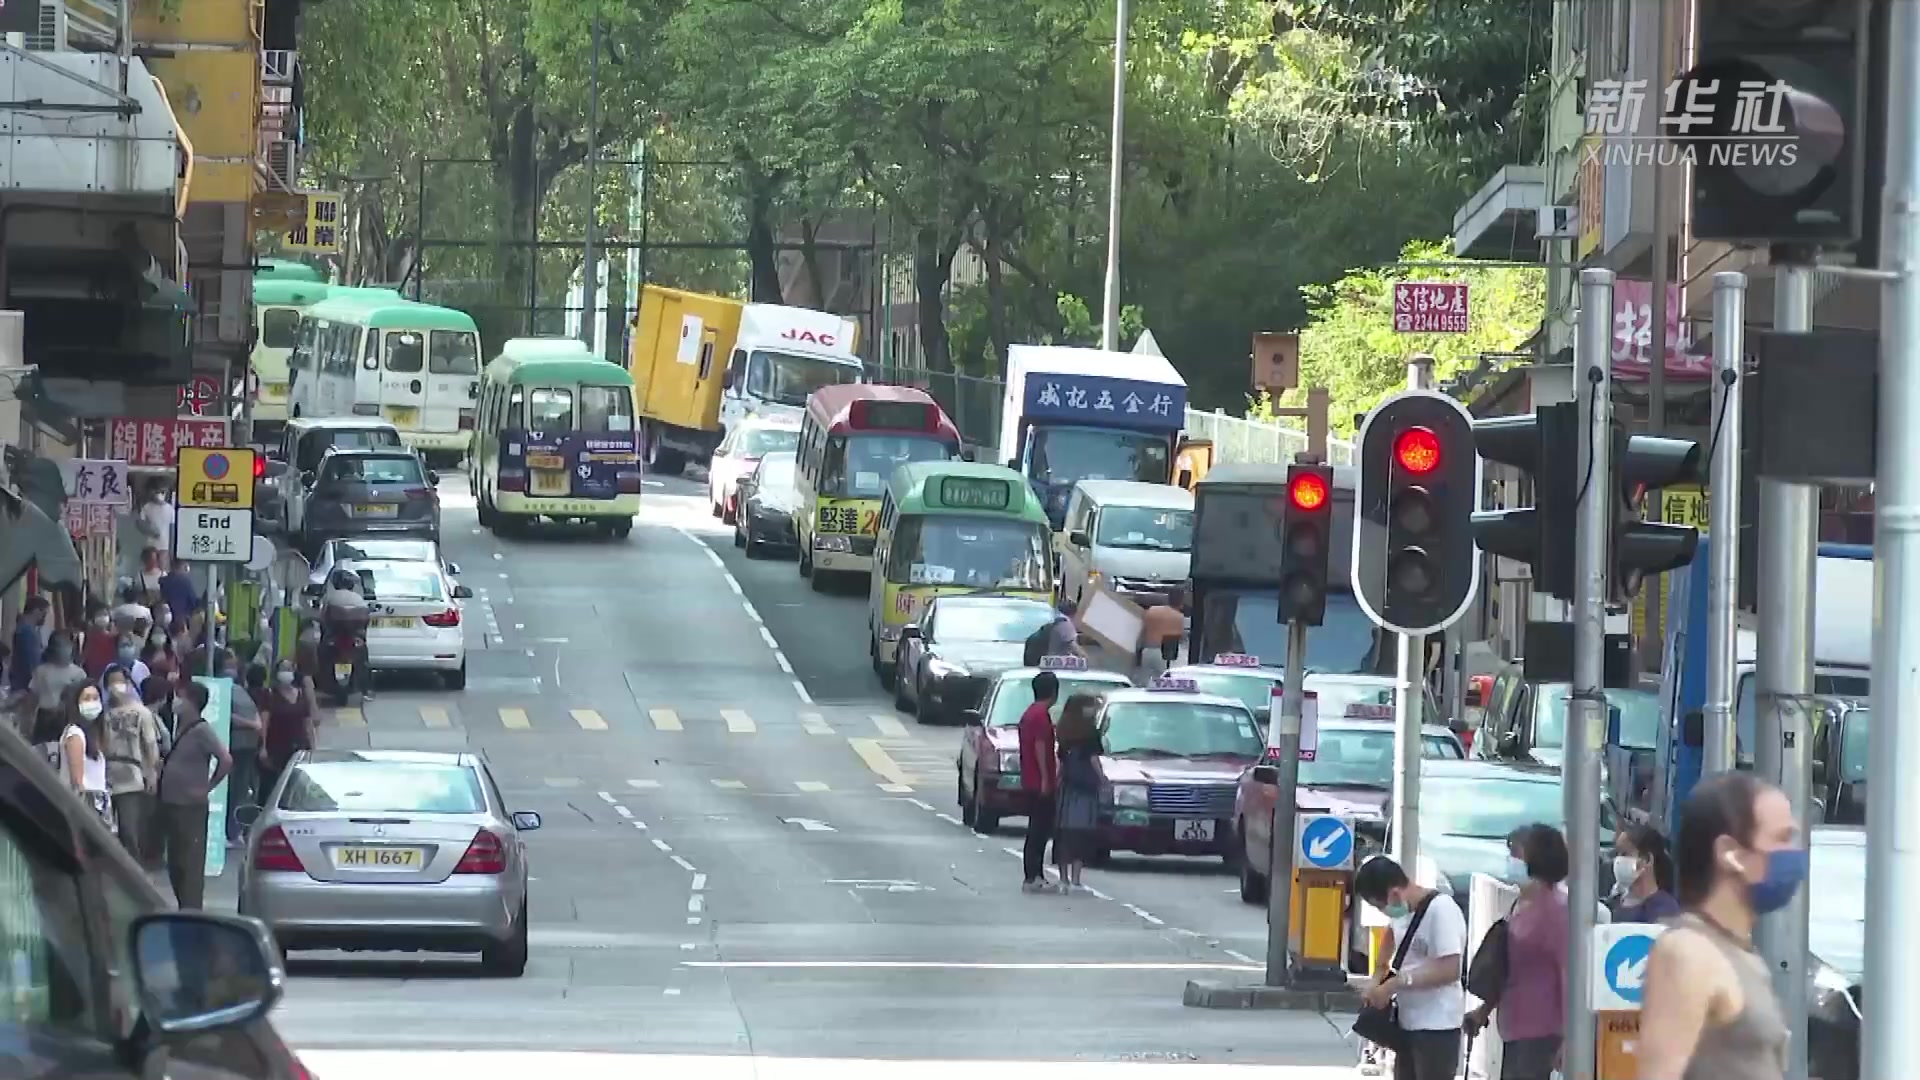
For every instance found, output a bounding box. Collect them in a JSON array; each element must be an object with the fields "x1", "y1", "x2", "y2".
[{"x1": 313, "y1": 610, "x2": 371, "y2": 706}]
